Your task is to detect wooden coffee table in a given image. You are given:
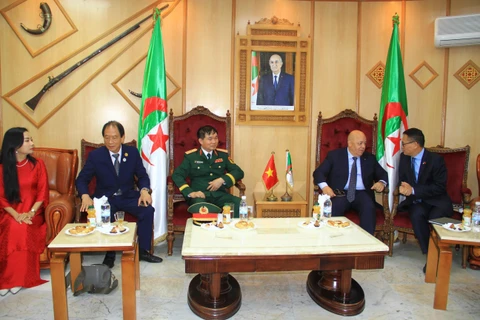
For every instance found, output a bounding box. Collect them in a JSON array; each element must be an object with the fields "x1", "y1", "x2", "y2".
[
  {"x1": 48, "y1": 222, "x2": 139, "y2": 320},
  {"x1": 425, "y1": 224, "x2": 480, "y2": 310},
  {"x1": 253, "y1": 192, "x2": 308, "y2": 217},
  {"x1": 182, "y1": 217, "x2": 388, "y2": 319}
]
